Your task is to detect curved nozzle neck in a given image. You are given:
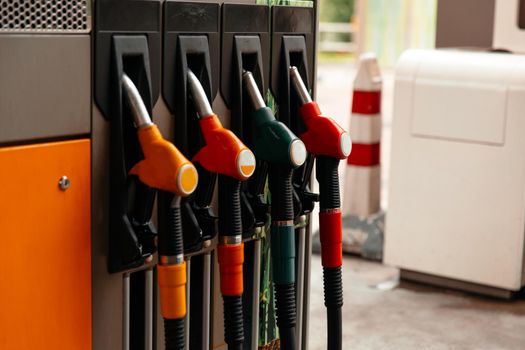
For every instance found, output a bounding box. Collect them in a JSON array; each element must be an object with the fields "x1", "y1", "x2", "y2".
[
  {"x1": 242, "y1": 70, "x2": 266, "y2": 110},
  {"x1": 188, "y1": 70, "x2": 214, "y2": 118},
  {"x1": 290, "y1": 66, "x2": 312, "y2": 106},
  {"x1": 122, "y1": 73, "x2": 154, "y2": 129}
]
